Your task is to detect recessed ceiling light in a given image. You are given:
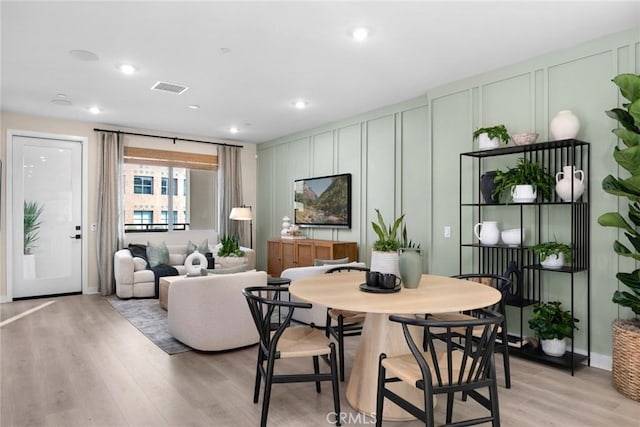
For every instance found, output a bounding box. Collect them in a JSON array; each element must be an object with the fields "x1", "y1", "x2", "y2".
[
  {"x1": 89, "y1": 106, "x2": 101, "y2": 114},
  {"x1": 69, "y1": 49, "x2": 99, "y2": 61},
  {"x1": 351, "y1": 27, "x2": 369, "y2": 41},
  {"x1": 229, "y1": 126, "x2": 239, "y2": 134},
  {"x1": 294, "y1": 100, "x2": 308, "y2": 109},
  {"x1": 118, "y1": 64, "x2": 137, "y2": 75},
  {"x1": 188, "y1": 105, "x2": 200, "y2": 110}
]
